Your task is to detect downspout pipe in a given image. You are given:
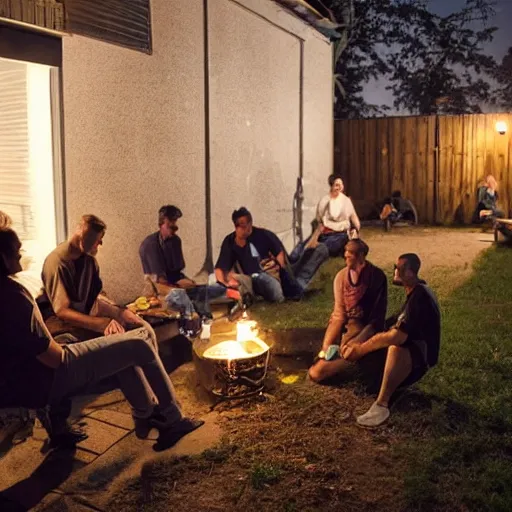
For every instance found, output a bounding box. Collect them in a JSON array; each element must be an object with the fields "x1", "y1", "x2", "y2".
[{"x1": 200, "y1": 0, "x2": 214, "y2": 274}]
